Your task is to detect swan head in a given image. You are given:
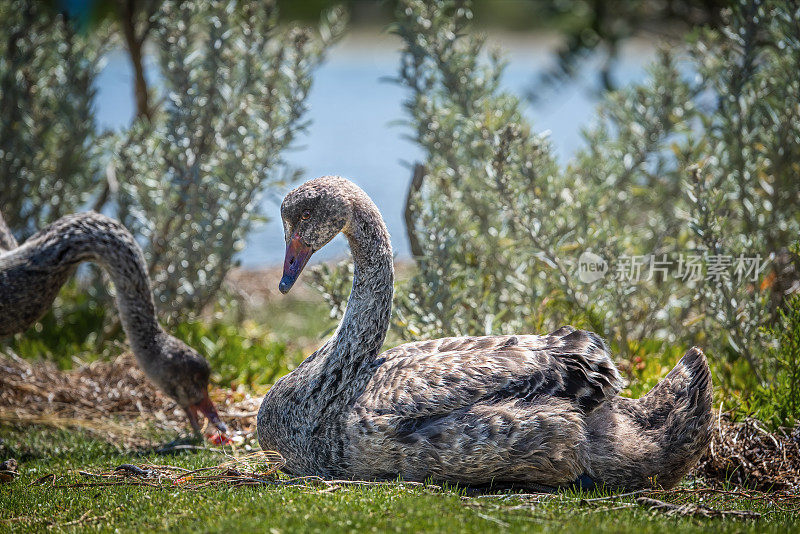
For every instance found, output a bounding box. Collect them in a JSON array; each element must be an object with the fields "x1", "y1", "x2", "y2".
[
  {"x1": 152, "y1": 335, "x2": 228, "y2": 435},
  {"x1": 278, "y1": 176, "x2": 354, "y2": 293}
]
